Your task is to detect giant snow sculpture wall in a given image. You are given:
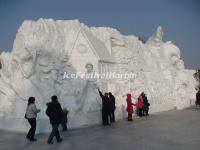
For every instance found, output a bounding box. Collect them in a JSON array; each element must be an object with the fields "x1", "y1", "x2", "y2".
[{"x1": 0, "y1": 19, "x2": 197, "y2": 133}]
